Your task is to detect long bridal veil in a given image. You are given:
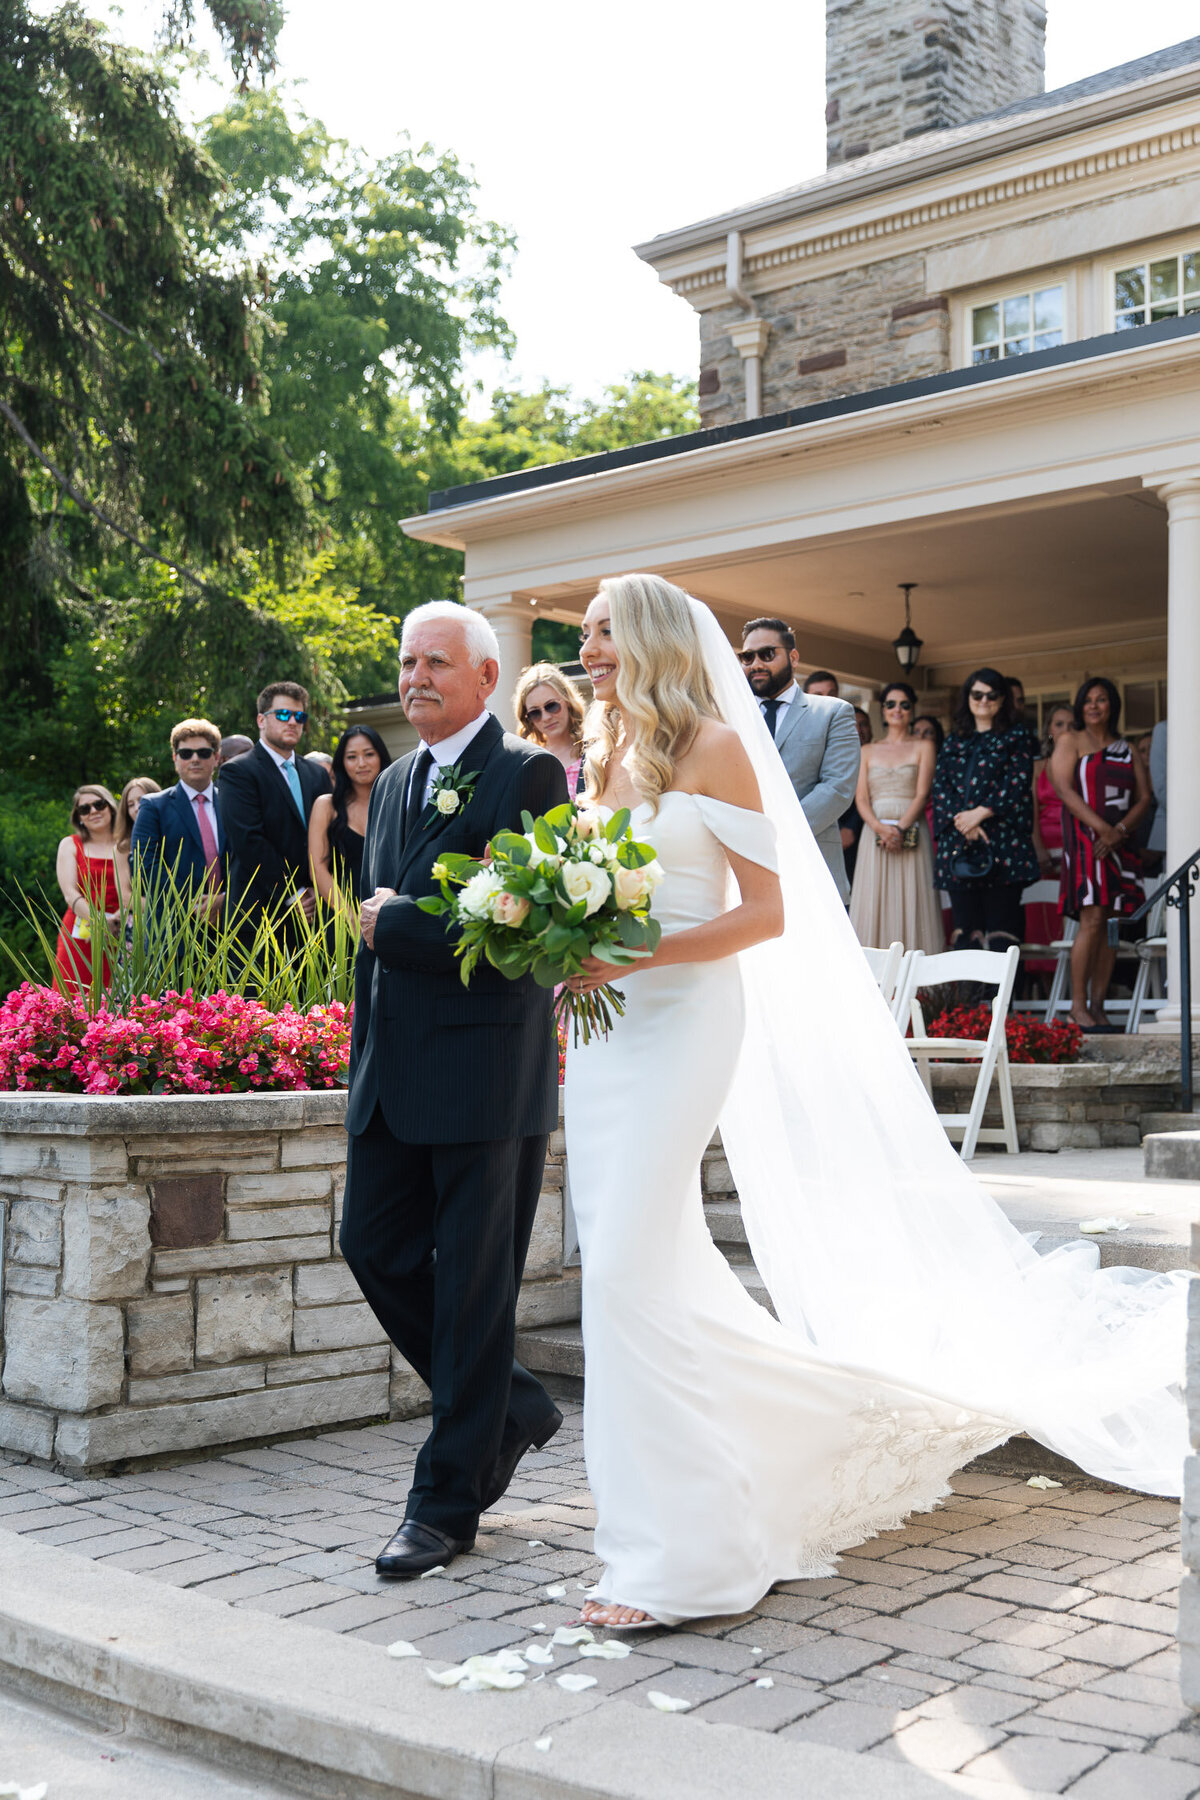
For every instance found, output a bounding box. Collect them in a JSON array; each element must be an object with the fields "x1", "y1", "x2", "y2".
[{"x1": 688, "y1": 596, "x2": 1187, "y2": 1497}]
